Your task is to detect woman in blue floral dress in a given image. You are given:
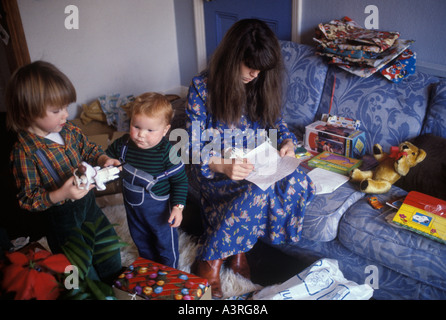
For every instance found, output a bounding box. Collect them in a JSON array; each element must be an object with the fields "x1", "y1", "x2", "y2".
[{"x1": 186, "y1": 19, "x2": 315, "y2": 298}]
